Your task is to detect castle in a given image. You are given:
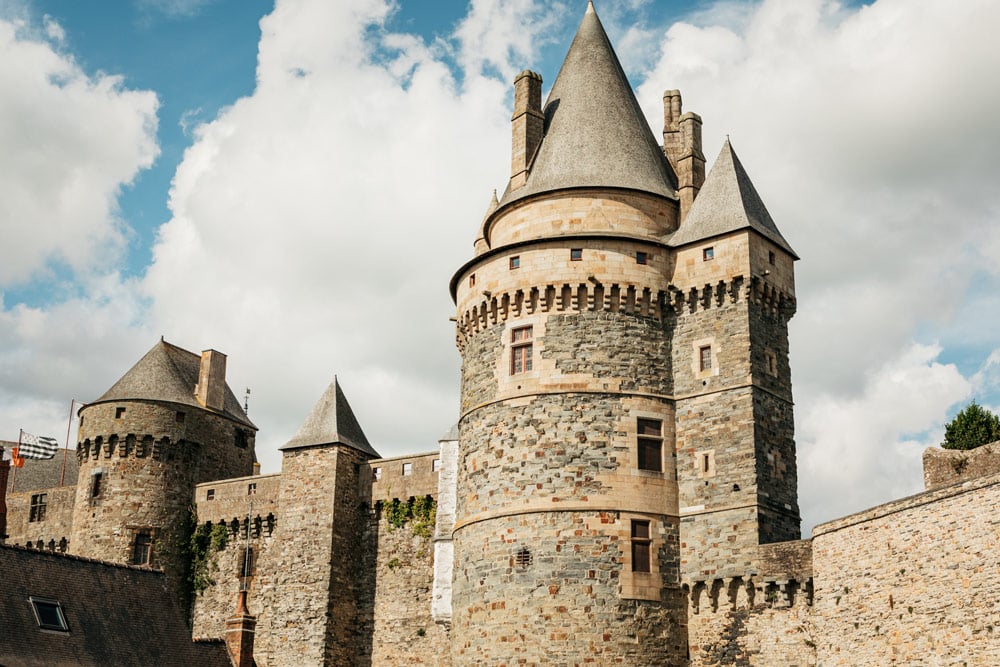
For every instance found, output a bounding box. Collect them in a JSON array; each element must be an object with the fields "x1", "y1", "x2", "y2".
[{"x1": 2, "y1": 4, "x2": 998, "y2": 666}]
